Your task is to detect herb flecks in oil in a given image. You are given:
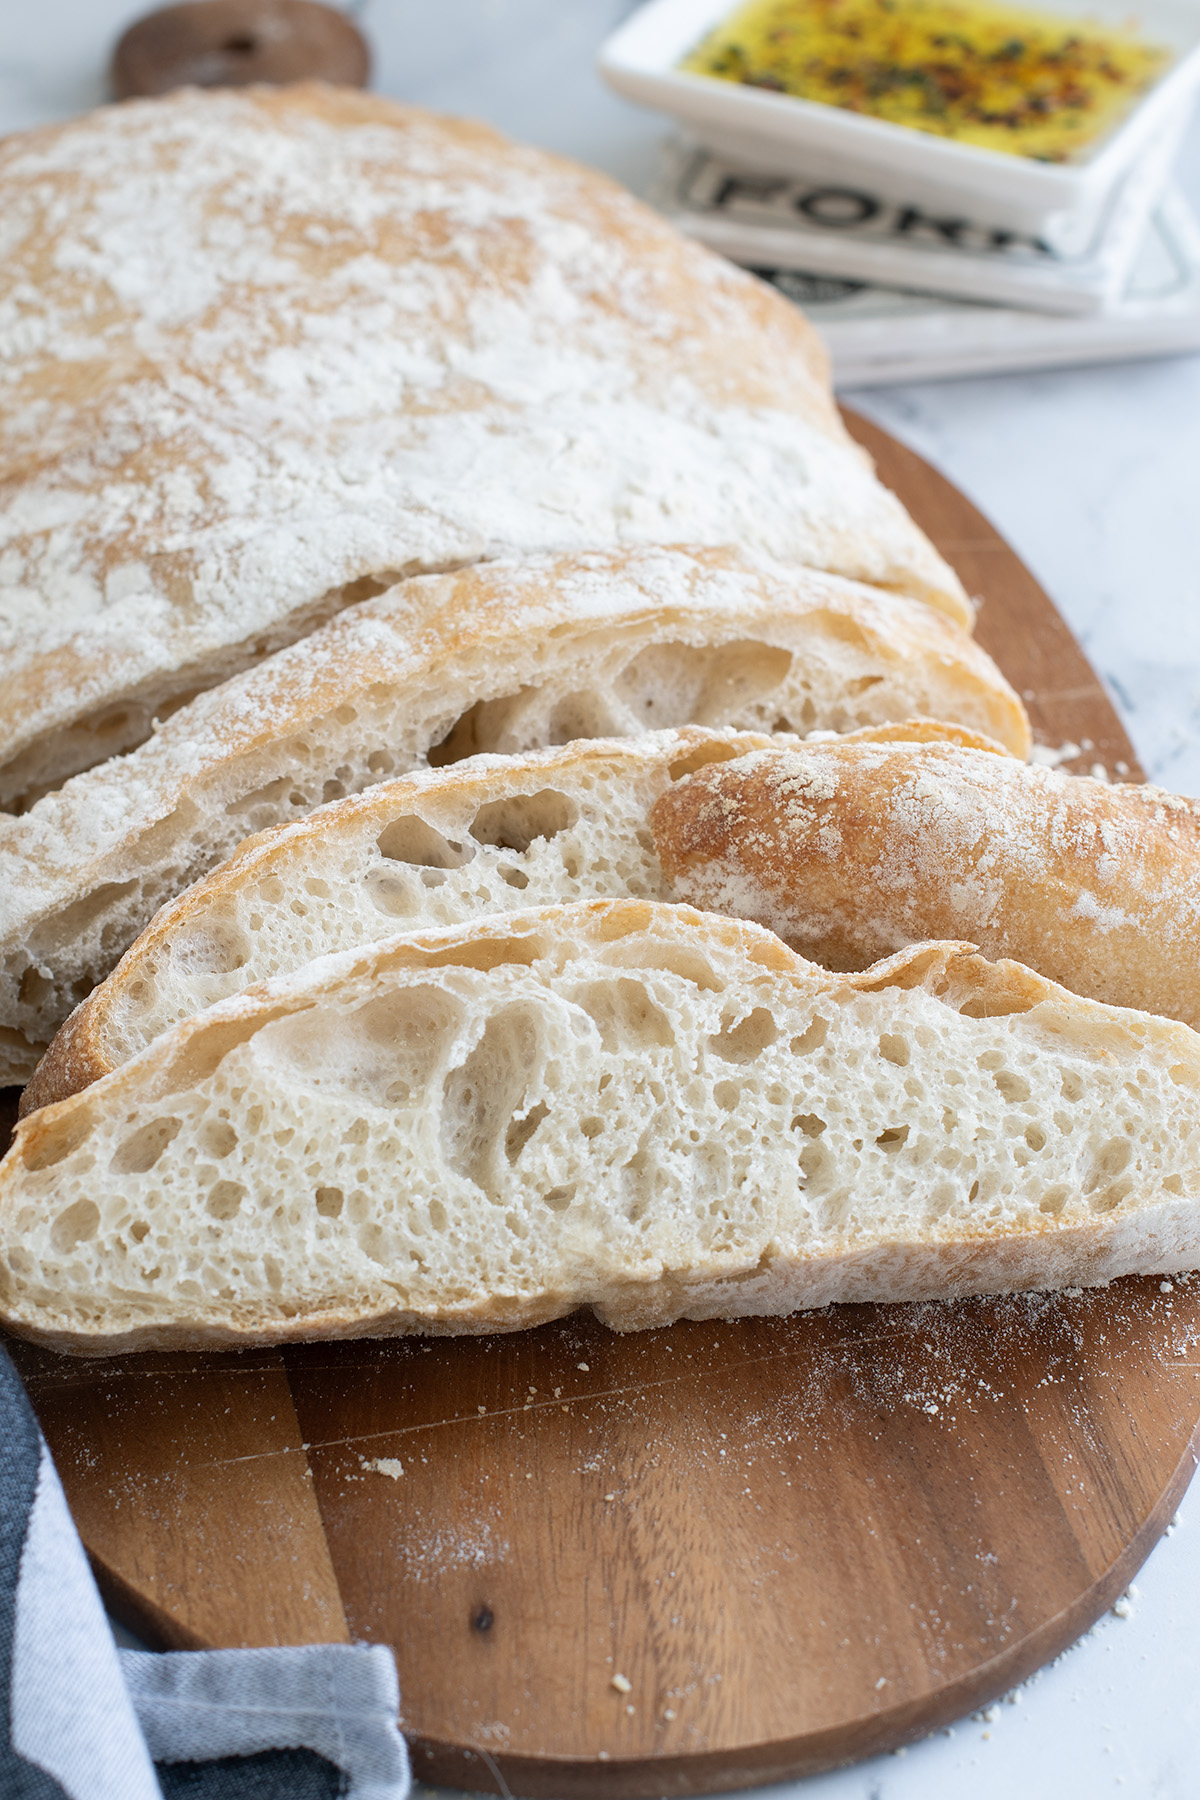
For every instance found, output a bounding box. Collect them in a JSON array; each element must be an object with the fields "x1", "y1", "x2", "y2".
[{"x1": 682, "y1": 0, "x2": 1169, "y2": 161}]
